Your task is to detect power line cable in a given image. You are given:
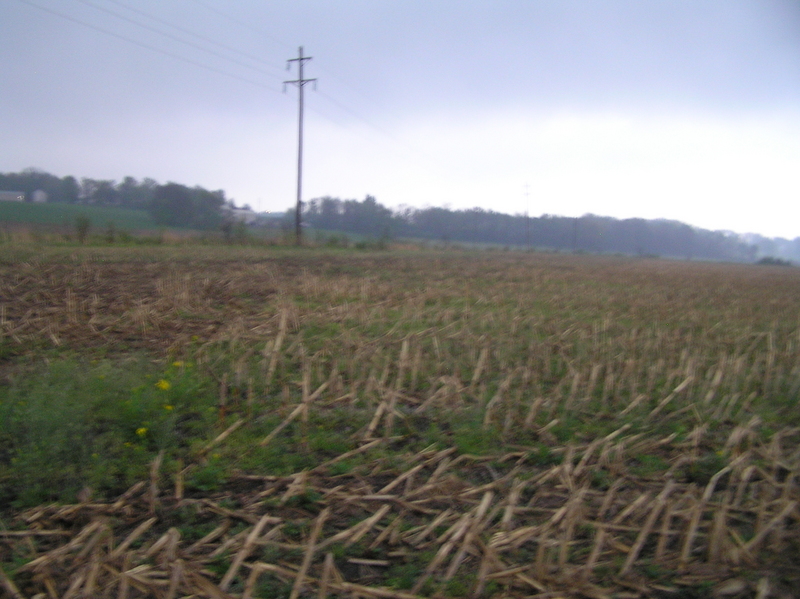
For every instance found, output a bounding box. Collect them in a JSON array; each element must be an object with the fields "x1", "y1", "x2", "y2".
[
  {"x1": 19, "y1": 0, "x2": 455, "y2": 204},
  {"x1": 73, "y1": 0, "x2": 281, "y2": 79},
  {"x1": 19, "y1": 0, "x2": 420, "y2": 155},
  {"x1": 105, "y1": 0, "x2": 285, "y2": 75},
  {"x1": 185, "y1": 0, "x2": 394, "y2": 110},
  {"x1": 181, "y1": 0, "x2": 434, "y2": 165},
  {"x1": 188, "y1": 0, "x2": 292, "y2": 52},
  {"x1": 316, "y1": 90, "x2": 420, "y2": 152},
  {"x1": 16, "y1": 0, "x2": 282, "y2": 92}
]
